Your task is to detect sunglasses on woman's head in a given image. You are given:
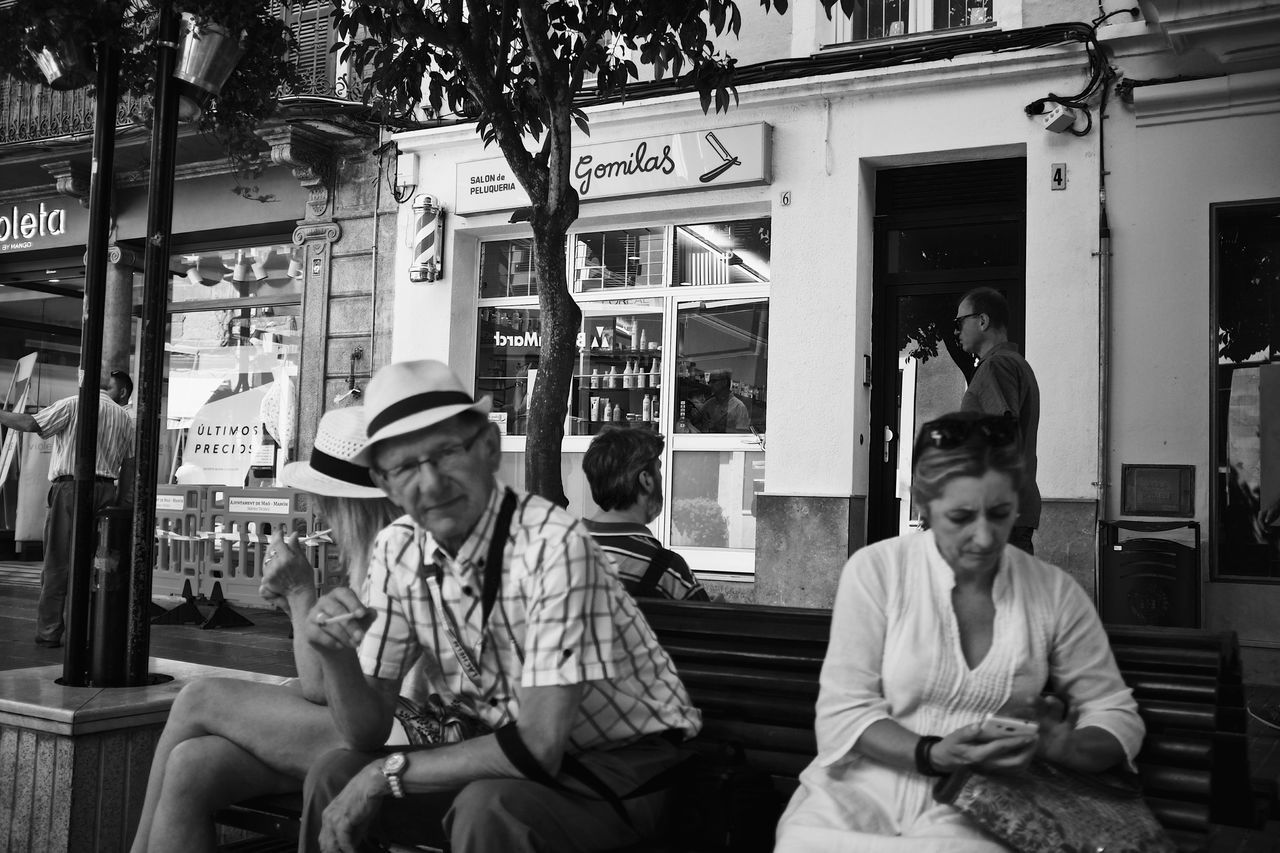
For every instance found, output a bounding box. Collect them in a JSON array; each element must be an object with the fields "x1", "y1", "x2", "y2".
[{"x1": 917, "y1": 415, "x2": 1019, "y2": 451}]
